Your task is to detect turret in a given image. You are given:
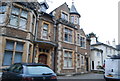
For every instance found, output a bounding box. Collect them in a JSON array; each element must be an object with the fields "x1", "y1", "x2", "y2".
[{"x1": 70, "y1": 1, "x2": 81, "y2": 25}]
